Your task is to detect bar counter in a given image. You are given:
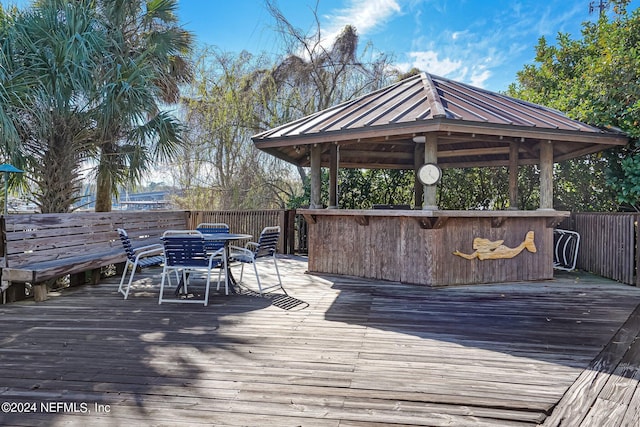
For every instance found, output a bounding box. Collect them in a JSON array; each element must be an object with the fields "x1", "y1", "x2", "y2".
[{"x1": 299, "y1": 209, "x2": 570, "y2": 287}]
